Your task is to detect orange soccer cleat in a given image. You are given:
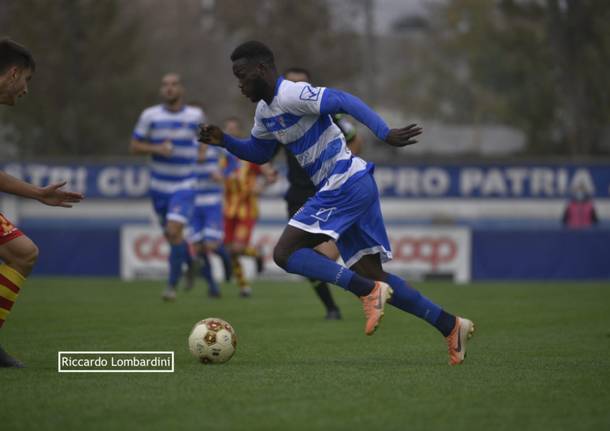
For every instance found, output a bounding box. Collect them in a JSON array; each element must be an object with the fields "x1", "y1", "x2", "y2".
[
  {"x1": 446, "y1": 317, "x2": 475, "y2": 365},
  {"x1": 360, "y1": 281, "x2": 393, "y2": 336}
]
